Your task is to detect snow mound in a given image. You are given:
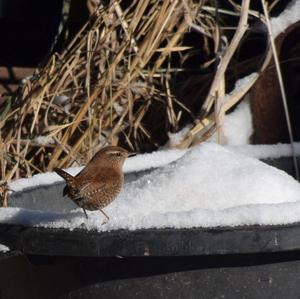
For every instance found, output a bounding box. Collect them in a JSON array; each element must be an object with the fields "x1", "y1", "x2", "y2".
[
  {"x1": 9, "y1": 149, "x2": 186, "y2": 193},
  {"x1": 2, "y1": 143, "x2": 300, "y2": 230}
]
